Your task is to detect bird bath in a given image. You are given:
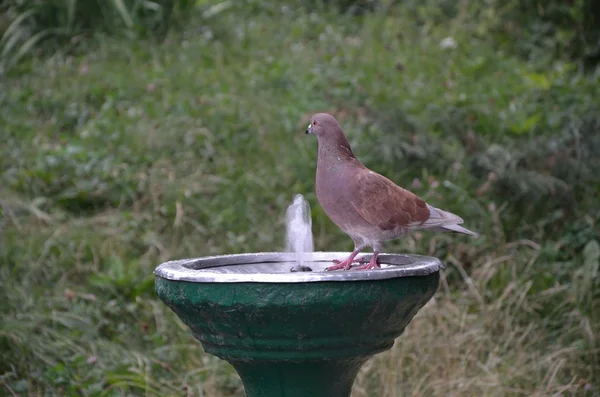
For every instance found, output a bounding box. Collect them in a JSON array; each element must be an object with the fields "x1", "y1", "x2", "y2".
[{"x1": 154, "y1": 197, "x2": 443, "y2": 397}]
